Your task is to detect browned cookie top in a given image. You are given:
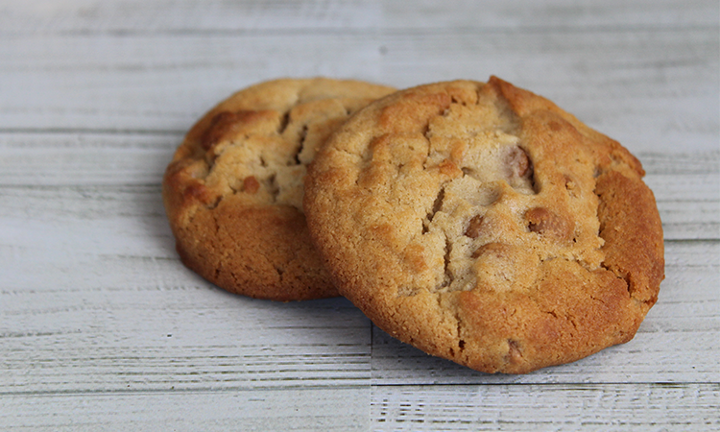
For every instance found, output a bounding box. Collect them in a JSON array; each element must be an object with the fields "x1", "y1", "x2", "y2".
[
  {"x1": 304, "y1": 77, "x2": 664, "y2": 372},
  {"x1": 162, "y1": 78, "x2": 396, "y2": 301}
]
